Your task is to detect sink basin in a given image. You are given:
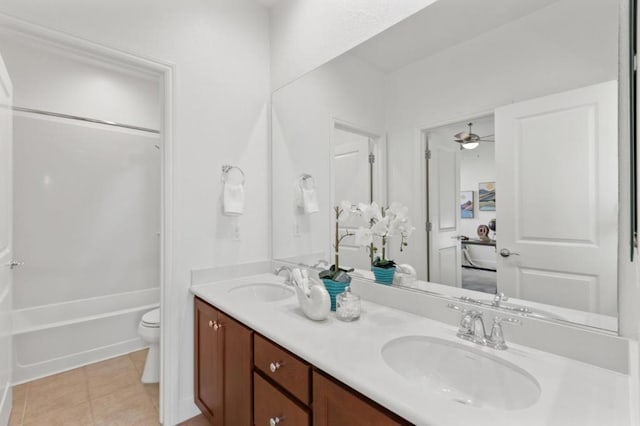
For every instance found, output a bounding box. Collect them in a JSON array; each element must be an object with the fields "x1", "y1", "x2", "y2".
[
  {"x1": 381, "y1": 336, "x2": 540, "y2": 411},
  {"x1": 228, "y1": 283, "x2": 294, "y2": 302}
]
